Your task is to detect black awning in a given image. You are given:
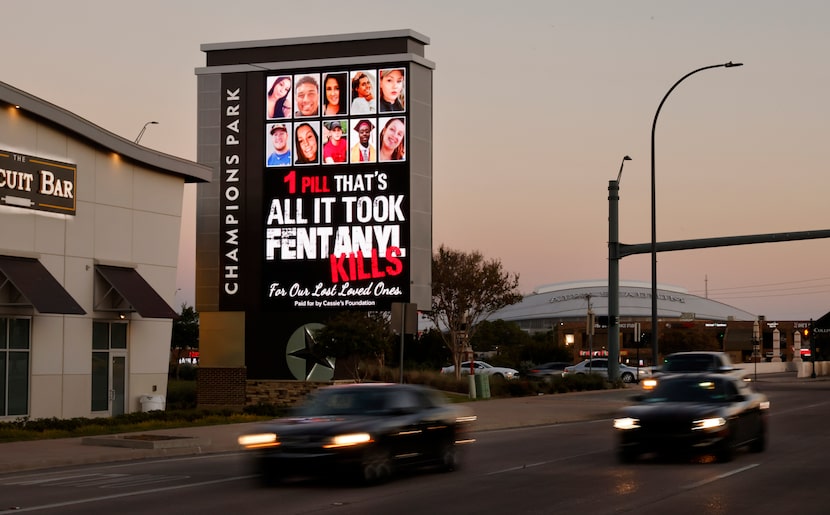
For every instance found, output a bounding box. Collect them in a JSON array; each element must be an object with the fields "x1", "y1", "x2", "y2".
[
  {"x1": 0, "y1": 255, "x2": 86, "y2": 314},
  {"x1": 95, "y1": 265, "x2": 177, "y2": 319}
]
